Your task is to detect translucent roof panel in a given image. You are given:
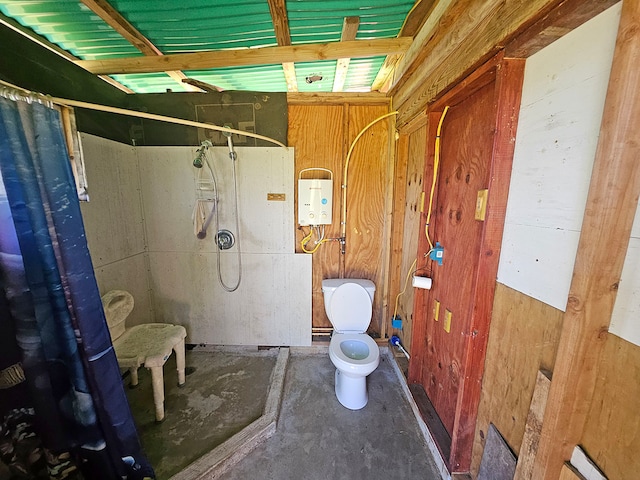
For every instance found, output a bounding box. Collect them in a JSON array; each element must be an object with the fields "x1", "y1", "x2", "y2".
[{"x1": 0, "y1": 0, "x2": 414, "y2": 93}]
